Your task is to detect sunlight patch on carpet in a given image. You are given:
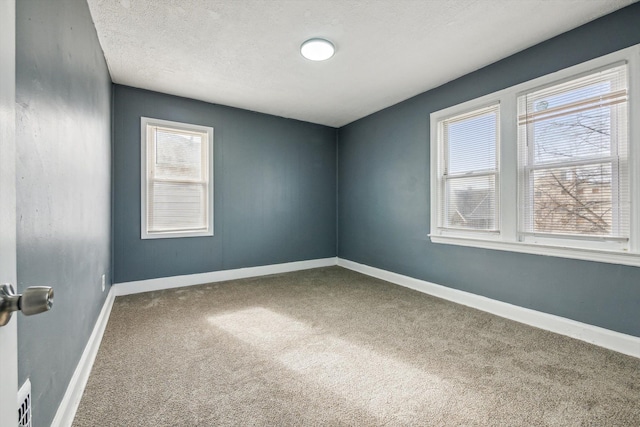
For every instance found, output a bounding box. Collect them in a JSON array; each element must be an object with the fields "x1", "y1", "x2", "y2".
[{"x1": 208, "y1": 307, "x2": 470, "y2": 422}]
